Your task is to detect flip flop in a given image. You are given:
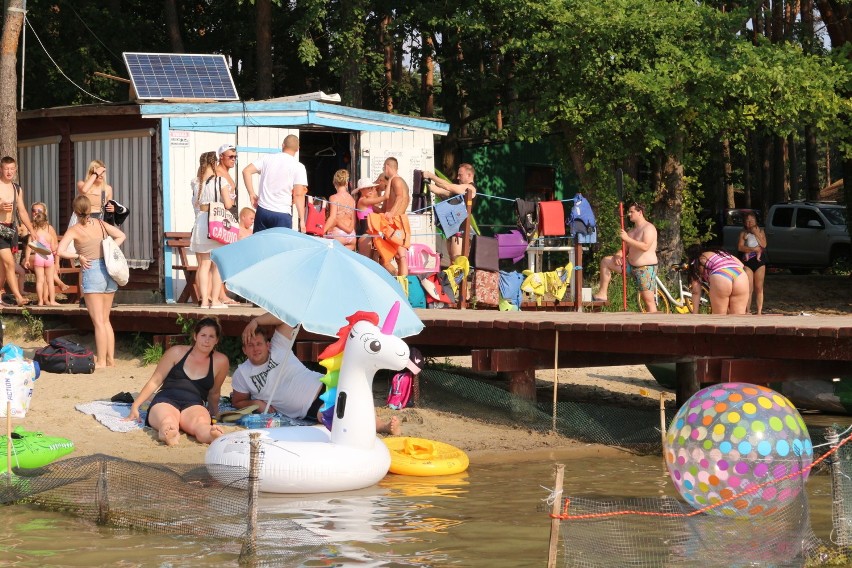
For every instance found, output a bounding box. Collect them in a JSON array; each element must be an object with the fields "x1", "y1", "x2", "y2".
[
  {"x1": 591, "y1": 296, "x2": 608, "y2": 303},
  {"x1": 27, "y1": 241, "x2": 52, "y2": 257},
  {"x1": 219, "y1": 404, "x2": 260, "y2": 423}
]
